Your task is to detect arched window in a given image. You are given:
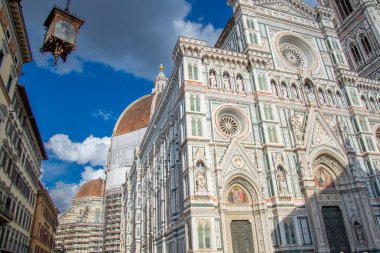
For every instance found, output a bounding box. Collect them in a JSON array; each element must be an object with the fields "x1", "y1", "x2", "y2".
[
  {"x1": 249, "y1": 33, "x2": 254, "y2": 44},
  {"x1": 360, "y1": 34, "x2": 373, "y2": 56},
  {"x1": 190, "y1": 95, "x2": 201, "y2": 112},
  {"x1": 291, "y1": 84, "x2": 299, "y2": 100},
  {"x1": 327, "y1": 90, "x2": 336, "y2": 105},
  {"x1": 190, "y1": 95, "x2": 195, "y2": 111},
  {"x1": 335, "y1": 0, "x2": 353, "y2": 20},
  {"x1": 350, "y1": 43, "x2": 363, "y2": 65},
  {"x1": 195, "y1": 95, "x2": 201, "y2": 111},
  {"x1": 257, "y1": 72, "x2": 267, "y2": 90},
  {"x1": 198, "y1": 221, "x2": 211, "y2": 248},
  {"x1": 264, "y1": 104, "x2": 274, "y2": 120},
  {"x1": 318, "y1": 88, "x2": 326, "y2": 104},
  {"x1": 253, "y1": 33, "x2": 258, "y2": 44},
  {"x1": 268, "y1": 126, "x2": 278, "y2": 143},
  {"x1": 246, "y1": 18, "x2": 255, "y2": 29},
  {"x1": 361, "y1": 96, "x2": 370, "y2": 111},
  {"x1": 188, "y1": 64, "x2": 198, "y2": 80},
  {"x1": 284, "y1": 219, "x2": 297, "y2": 244},
  {"x1": 188, "y1": 63, "x2": 193, "y2": 80},
  {"x1": 193, "y1": 64, "x2": 199, "y2": 80},
  {"x1": 191, "y1": 118, "x2": 197, "y2": 136},
  {"x1": 350, "y1": 90, "x2": 359, "y2": 105}
]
